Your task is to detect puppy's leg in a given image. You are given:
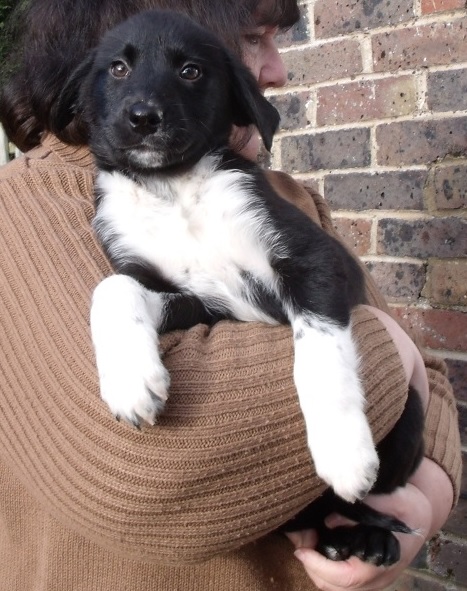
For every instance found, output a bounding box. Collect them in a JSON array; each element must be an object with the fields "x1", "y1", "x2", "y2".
[
  {"x1": 292, "y1": 314, "x2": 379, "y2": 503},
  {"x1": 90, "y1": 274, "x2": 170, "y2": 426}
]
